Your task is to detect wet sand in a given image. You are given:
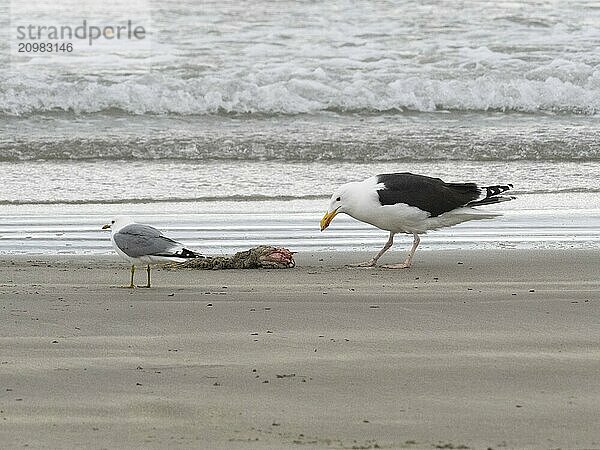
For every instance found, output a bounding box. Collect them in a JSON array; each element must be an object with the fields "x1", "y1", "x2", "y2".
[{"x1": 1, "y1": 250, "x2": 599, "y2": 449}]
